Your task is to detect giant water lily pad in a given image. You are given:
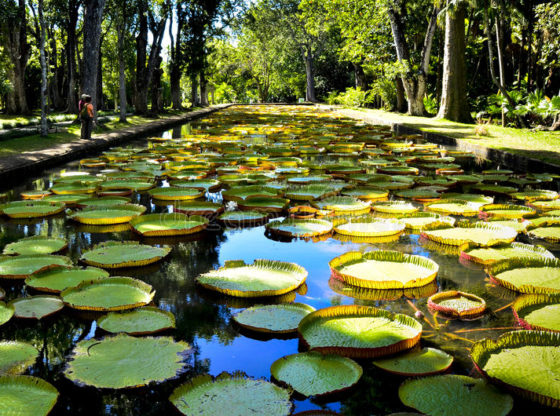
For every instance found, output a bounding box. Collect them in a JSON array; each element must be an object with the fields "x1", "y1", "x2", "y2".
[
  {"x1": 312, "y1": 196, "x2": 371, "y2": 215},
  {"x1": 511, "y1": 190, "x2": 558, "y2": 202},
  {"x1": 196, "y1": 259, "x2": 307, "y2": 297},
  {"x1": 64, "y1": 334, "x2": 191, "y2": 389},
  {"x1": 80, "y1": 241, "x2": 171, "y2": 268},
  {"x1": 233, "y1": 303, "x2": 315, "y2": 333},
  {"x1": 396, "y1": 212, "x2": 455, "y2": 231},
  {"x1": 471, "y1": 330, "x2": 560, "y2": 408},
  {"x1": 298, "y1": 305, "x2": 422, "y2": 358},
  {"x1": 76, "y1": 196, "x2": 131, "y2": 208},
  {"x1": 270, "y1": 352, "x2": 362, "y2": 396},
  {"x1": 98, "y1": 180, "x2": 155, "y2": 191},
  {"x1": 371, "y1": 201, "x2": 418, "y2": 215},
  {"x1": 342, "y1": 187, "x2": 389, "y2": 201},
  {"x1": 3, "y1": 235, "x2": 67, "y2": 255},
  {"x1": 512, "y1": 294, "x2": 560, "y2": 332},
  {"x1": 428, "y1": 291, "x2": 487, "y2": 318},
  {"x1": 460, "y1": 242, "x2": 554, "y2": 266},
  {"x1": 25, "y1": 266, "x2": 109, "y2": 293},
  {"x1": 148, "y1": 187, "x2": 205, "y2": 201},
  {"x1": 69, "y1": 204, "x2": 146, "y2": 225},
  {"x1": 238, "y1": 196, "x2": 289, "y2": 213},
  {"x1": 266, "y1": 218, "x2": 333, "y2": 238},
  {"x1": 218, "y1": 210, "x2": 269, "y2": 227},
  {"x1": 0, "y1": 255, "x2": 72, "y2": 279},
  {"x1": 0, "y1": 200, "x2": 65, "y2": 218},
  {"x1": 9, "y1": 296, "x2": 64, "y2": 319},
  {"x1": 479, "y1": 204, "x2": 536, "y2": 219},
  {"x1": 98, "y1": 306, "x2": 176, "y2": 335},
  {"x1": 334, "y1": 218, "x2": 405, "y2": 237},
  {"x1": 130, "y1": 213, "x2": 208, "y2": 237},
  {"x1": 50, "y1": 182, "x2": 96, "y2": 195},
  {"x1": 0, "y1": 302, "x2": 14, "y2": 326},
  {"x1": 0, "y1": 375, "x2": 59, "y2": 415},
  {"x1": 488, "y1": 258, "x2": 560, "y2": 294},
  {"x1": 373, "y1": 347, "x2": 453, "y2": 376},
  {"x1": 425, "y1": 200, "x2": 481, "y2": 216},
  {"x1": 175, "y1": 201, "x2": 224, "y2": 216},
  {"x1": 169, "y1": 372, "x2": 292, "y2": 416},
  {"x1": 421, "y1": 223, "x2": 517, "y2": 247},
  {"x1": 61, "y1": 276, "x2": 155, "y2": 311},
  {"x1": 329, "y1": 251, "x2": 438, "y2": 290},
  {"x1": 284, "y1": 184, "x2": 338, "y2": 201},
  {"x1": 399, "y1": 375, "x2": 513, "y2": 416},
  {"x1": 528, "y1": 226, "x2": 560, "y2": 242},
  {"x1": 0, "y1": 341, "x2": 39, "y2": 375},
  {"x1": 222, "y1": 186, "x2": 278, "y2": 202}
]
